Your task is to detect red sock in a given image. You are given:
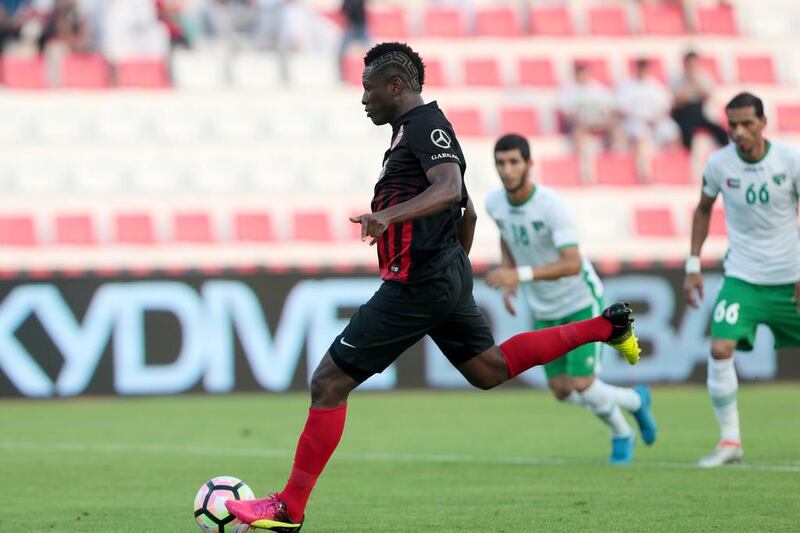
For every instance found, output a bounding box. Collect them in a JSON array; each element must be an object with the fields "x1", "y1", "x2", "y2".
[
  {"x1": 500, "y1": 315, "x2": 612, "y2": 379},
  {"x1": 279, "y1": 404, "x2": 347, "y2": 522}
]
